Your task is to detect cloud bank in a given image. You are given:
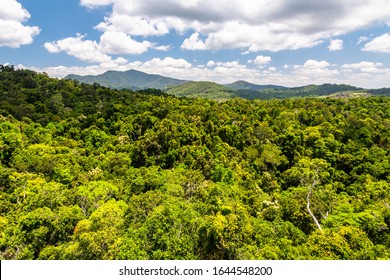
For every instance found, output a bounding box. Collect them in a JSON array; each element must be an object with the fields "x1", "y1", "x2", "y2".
[{"x1": 79, "y1": 0, "x2": 390, "y2": 52}]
